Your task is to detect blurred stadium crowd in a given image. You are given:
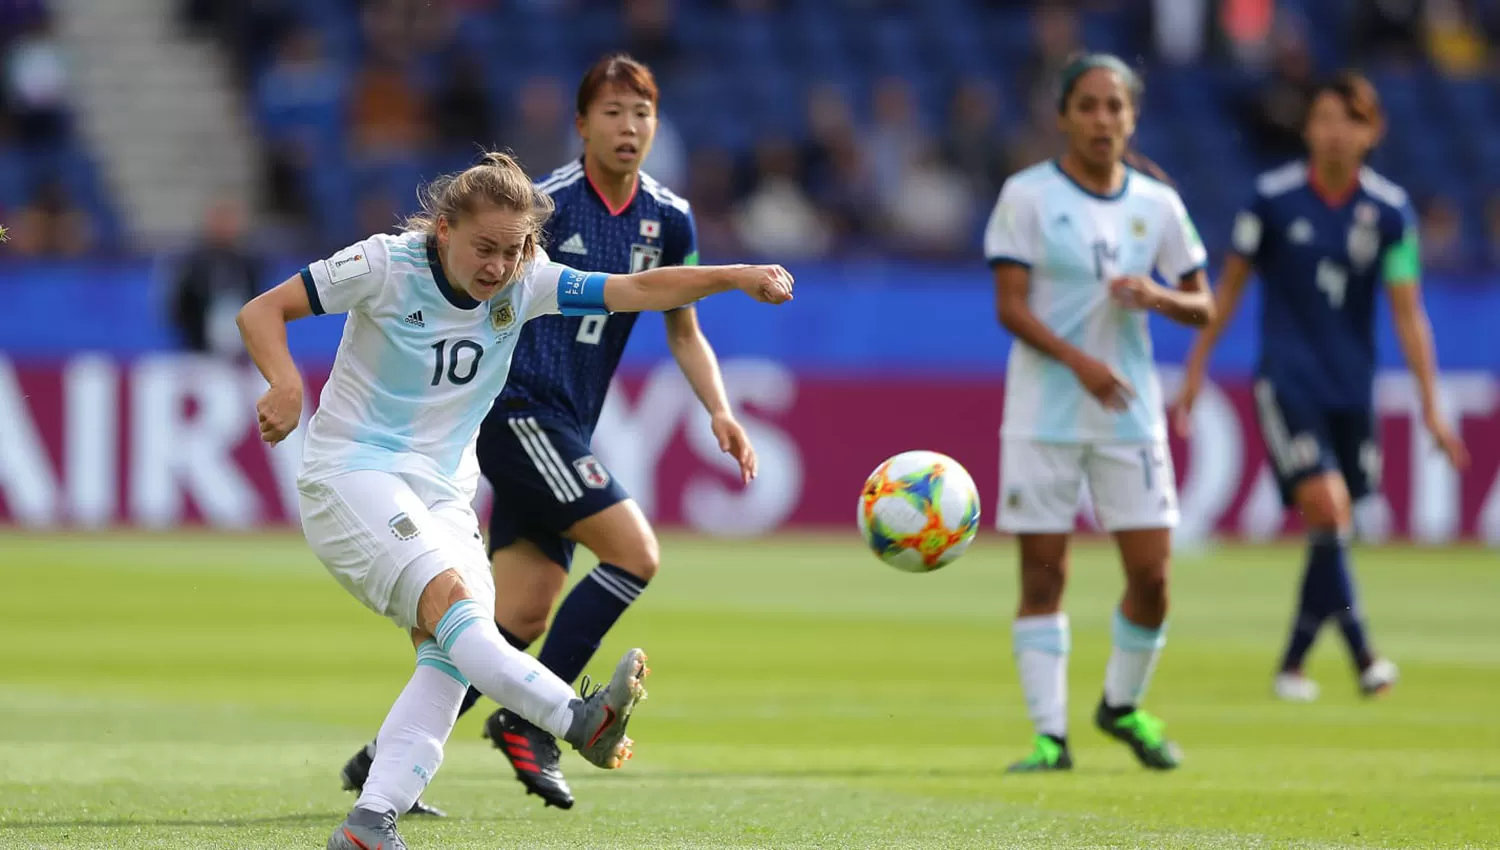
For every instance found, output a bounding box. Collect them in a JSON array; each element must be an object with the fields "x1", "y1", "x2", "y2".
[{"x1": 1, "y1": 0, "x2": 1499, "y2": 272}]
